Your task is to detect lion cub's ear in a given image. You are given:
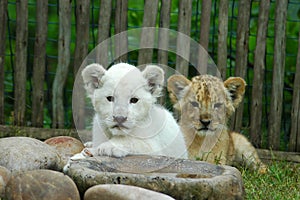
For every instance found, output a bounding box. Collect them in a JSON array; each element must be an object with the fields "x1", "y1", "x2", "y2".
[
  {"x1": 142, "y1": 65, "x2": 164, "y2": 97},
  {"x1": 224, "y1": 77, "x2": 246, "y2": 108},
  {"x1": 81, "y1": 63, "x2": 106, "y2": 96},
  {"x1": 167, "y1": 75, "x2": 191, "y2": 104}
]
